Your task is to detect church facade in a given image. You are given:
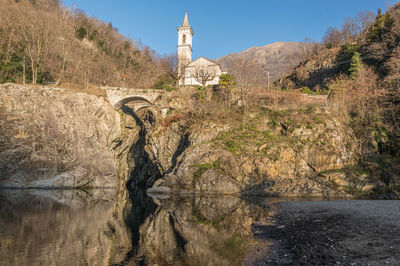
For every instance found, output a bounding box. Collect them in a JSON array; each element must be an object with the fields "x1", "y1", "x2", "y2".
[{"x1": 177, "y1": 12, "x2": 222, "y2": 87}]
